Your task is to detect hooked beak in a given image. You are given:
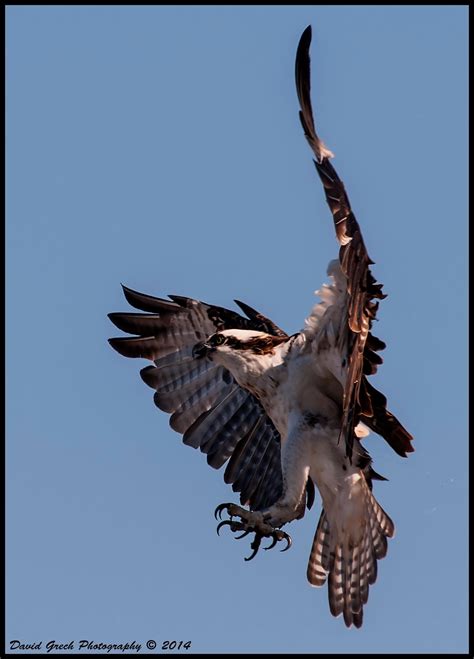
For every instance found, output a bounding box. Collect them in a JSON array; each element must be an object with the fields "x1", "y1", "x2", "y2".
[{"x1": 192, "y1": 341, "x2": 212, "y2": 359}]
